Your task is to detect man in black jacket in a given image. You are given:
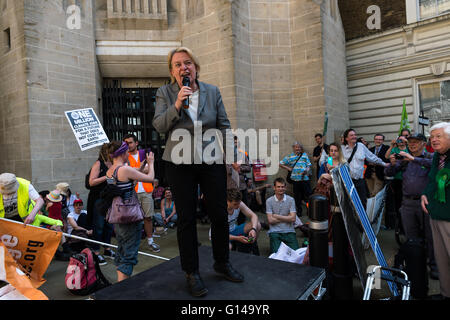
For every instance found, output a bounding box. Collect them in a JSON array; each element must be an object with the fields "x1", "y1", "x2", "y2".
[{"x1": 365, "y1": 133, "x2": 390, "y2": 197}]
